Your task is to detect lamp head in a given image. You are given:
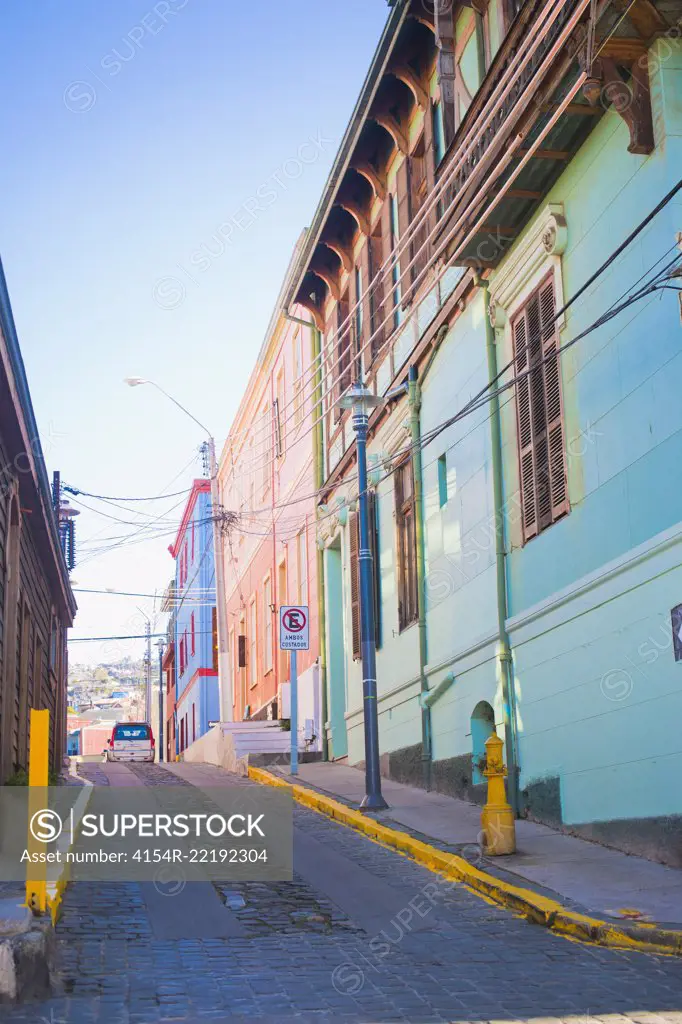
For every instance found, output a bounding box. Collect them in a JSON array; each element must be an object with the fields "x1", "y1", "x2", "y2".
[
  {"x1": 124, "y1": 377, "x2": 147, "y2": 387},
  {"x1": 338, "y1": 380, "x2": 384, "y2": 415}
]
